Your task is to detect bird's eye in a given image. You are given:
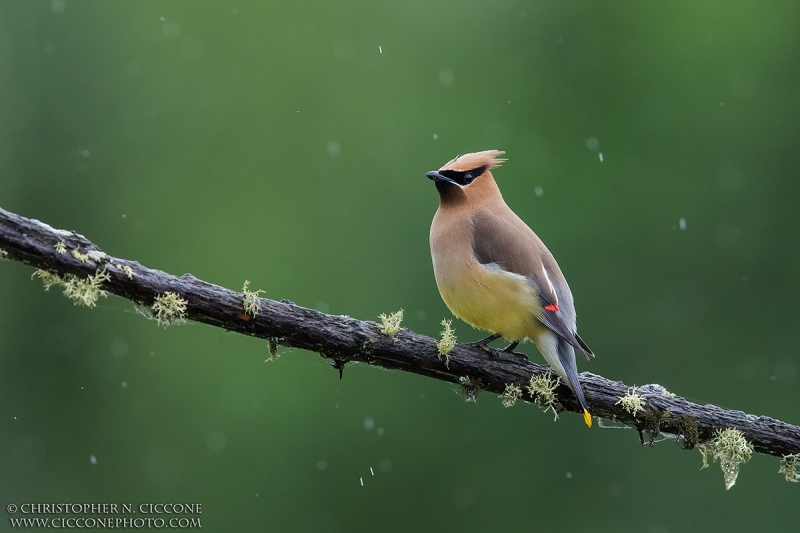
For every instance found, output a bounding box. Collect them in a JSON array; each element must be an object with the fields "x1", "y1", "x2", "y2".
[{"x1": 463, "y1": 173, "x2": 474, "y2": 184}]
